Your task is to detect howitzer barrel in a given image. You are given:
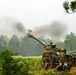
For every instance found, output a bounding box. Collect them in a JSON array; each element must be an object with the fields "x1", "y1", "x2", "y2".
[{"x1": 28, "y1": 32, "x2": 46, "y2": 47}]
